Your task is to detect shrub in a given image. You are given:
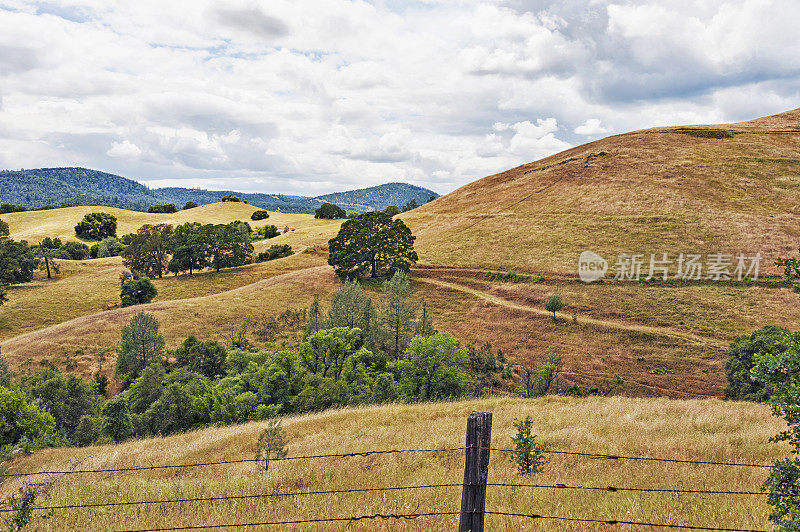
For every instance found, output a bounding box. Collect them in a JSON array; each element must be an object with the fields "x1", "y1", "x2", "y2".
[
  {"x1": 251, "y1": 210, "x2": 269, "y2": 221},
  {"x1": 507, "y1": 416, "x2": 547, "y2": 475},
  {"x1": 74, "y1": 212, "x2": 117, "y2": 240},
  {"x1": 120, "y1": 278, "x2": 158, "y2": 307},
  {"x1": 485, "y1": 270, "x2": 530, "y2": 282},
  {"x1": 221, "y1": 195, "x2": 240, "y2": 202},
  {"x1": 256, "y1": 244, "x2": 293, "y2": 262},
  {"x1": 183, "y1": 201, "x2": 198, "y2": 210},
  {"x1": 60, "y1": 241, "x2": 91, "y2": 260},
  {"x1": 251, "y1": 225, "x2": 280, "y2": 241},
  {"x1": 101, "y1": 397, "x2": 134, "y2": 442},
  {"x1": 725, "y1": 325, "x2": 788, "y2": 402},
  {"x1": 147, "y1": 203, "x2": 178, "y2": 213},
  {"x1": 95, "y1": 237, "x2": 124, "y2": 258}
]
